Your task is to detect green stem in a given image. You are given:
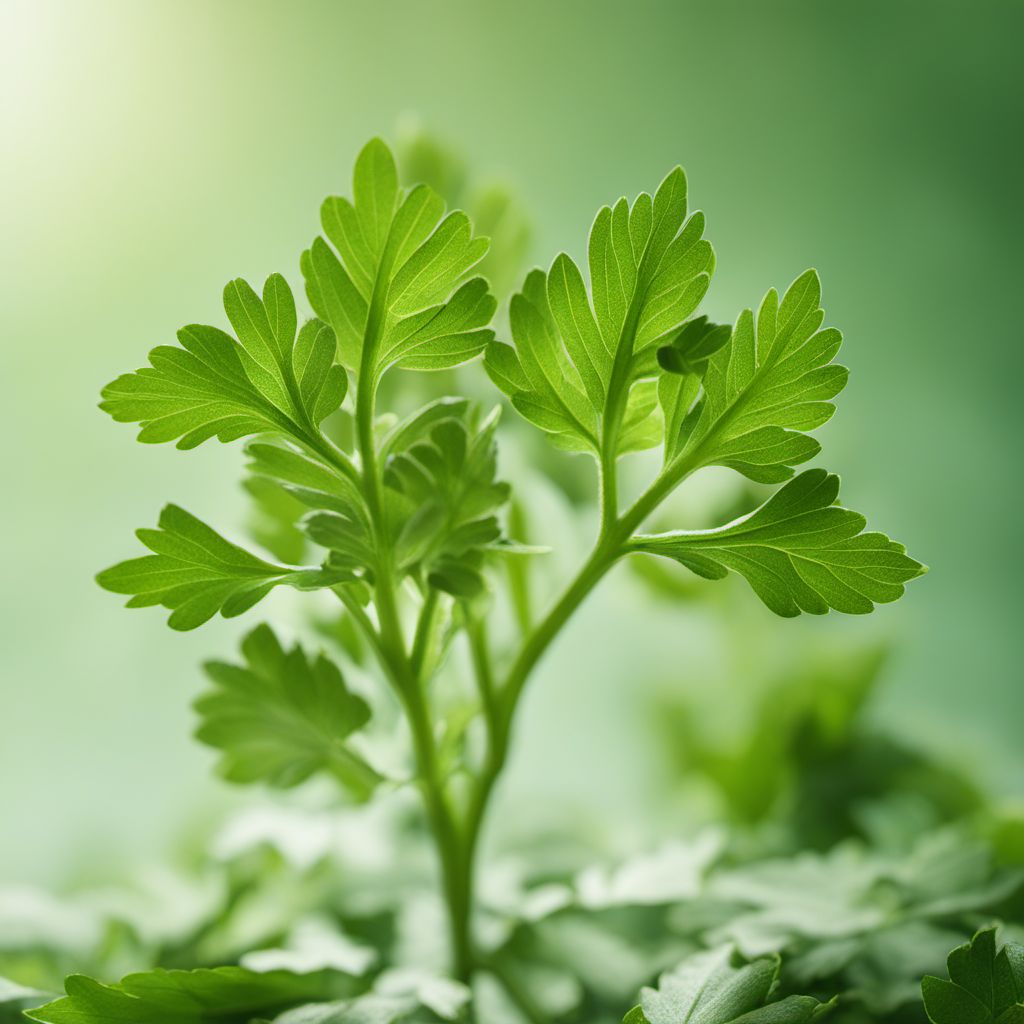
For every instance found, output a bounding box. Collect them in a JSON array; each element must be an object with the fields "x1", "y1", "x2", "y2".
[
  {"x1": 342, "y1": 254, "x2": 706, "y2": 1000},
  {"x1": 467, "y1": 617, "x2": 499, "y2": 744},
  {"x1": 497, "y1": 538, "x2": 619, "y2": 737},
  {"x1": 505, "y1": 501, "x2": 534, "y2": 637},
  {"x1": 336, "y1": 585, "x2": 472, "y2": 979},
  {"x1": 599, "y1": 441, "x2": 619, "y2": 532},
  {"x1": 399, "y1": 674, "x2": 474, "y2": 981},
  {"x1": 452, "y1": 459, "x2": 633, "y2": 1009},
  {"x1": 303, "y1": 430, "x2": 361, "y2": 487},
  {"x1": 350, "y1": 304, "x2": 472, "y2": 975},
  {"x1": 452, "y1": 536, "x2": 621, "y2": 1008},
  {"x1": 333, "y1": 586, "x2": 388, "y2": 665},
  {"x1": 618, "y1": 444, "x2": 705, "y2": 537},
  {"x1": 410, "y1": 588, "x2": 440, "y2": 678}
]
